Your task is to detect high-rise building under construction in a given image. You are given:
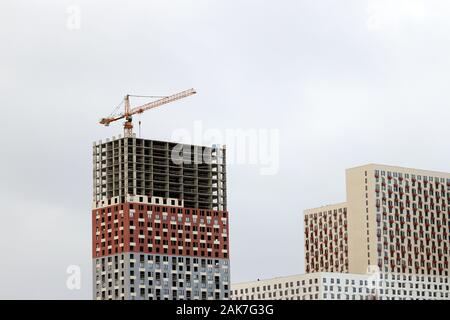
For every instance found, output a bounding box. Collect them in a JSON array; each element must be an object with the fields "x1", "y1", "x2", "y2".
[{"x1": 92, "y1": 134, "x2": 230, "y2": 300}]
